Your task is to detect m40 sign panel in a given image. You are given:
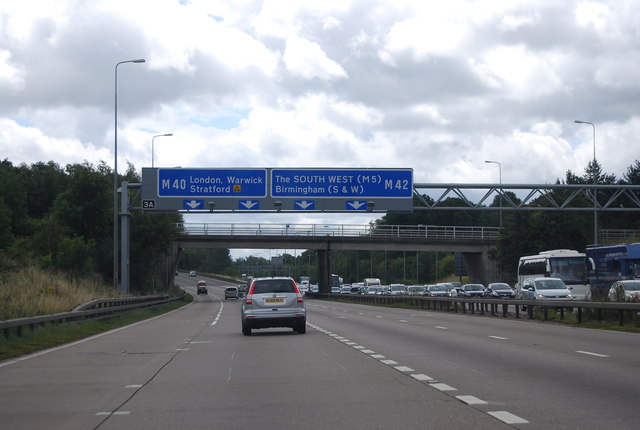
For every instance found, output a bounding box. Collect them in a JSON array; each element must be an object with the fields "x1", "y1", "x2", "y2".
[{"x1": 157, "y1": 168, "x2": 267, "y2": 197}]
